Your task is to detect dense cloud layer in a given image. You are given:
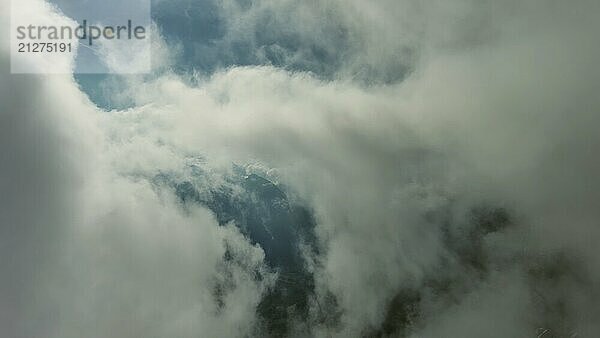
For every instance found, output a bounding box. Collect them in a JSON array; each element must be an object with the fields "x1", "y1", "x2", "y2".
[
  {"x1": 1, "y1": 1, "x2": 273, "y2": 338},
  {"x1": 2, "y1": 0, "x2": 600, "y2": 337}
]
